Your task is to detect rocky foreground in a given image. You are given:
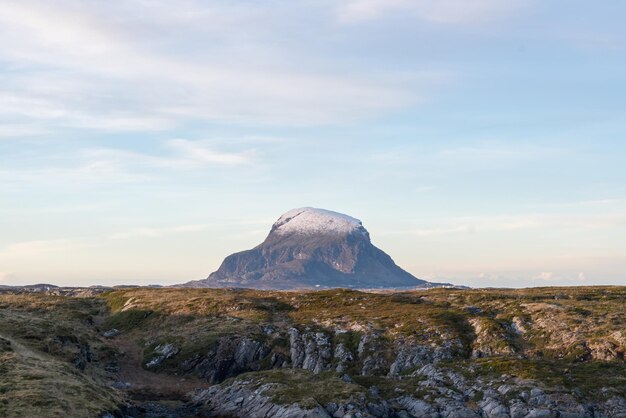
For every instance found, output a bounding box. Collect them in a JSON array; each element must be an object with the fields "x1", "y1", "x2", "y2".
[{"x1": 0, "y1": 286, "x2": 625, "y2": 417}]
